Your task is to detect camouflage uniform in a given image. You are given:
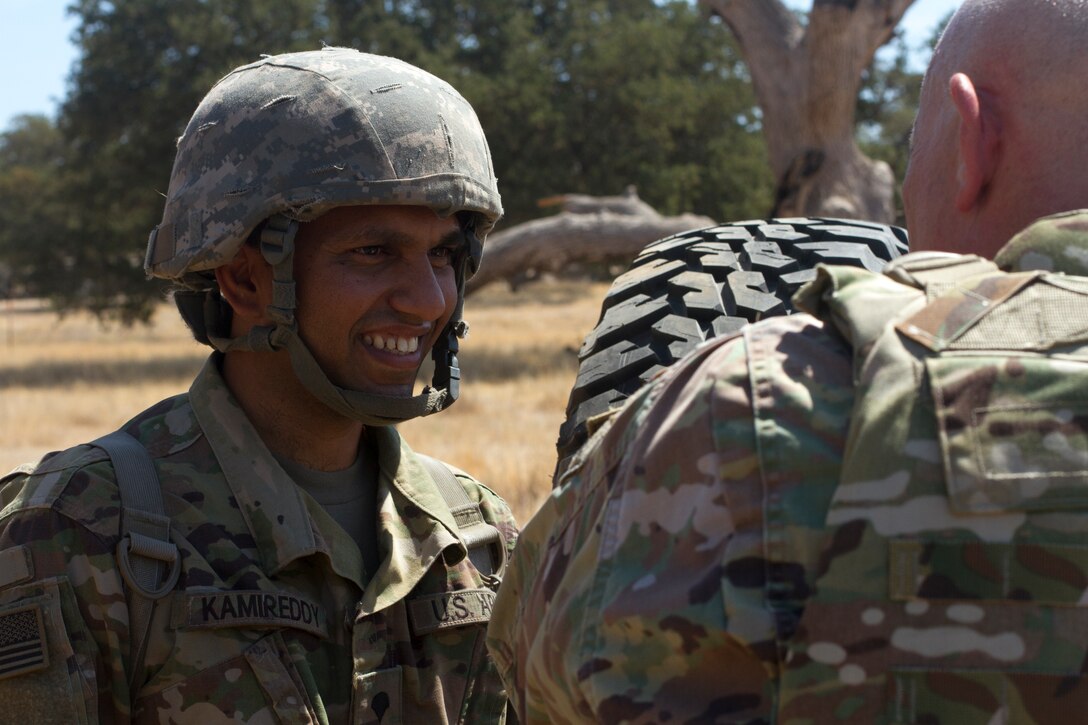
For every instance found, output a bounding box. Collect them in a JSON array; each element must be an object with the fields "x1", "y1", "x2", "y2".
[
  {"x1": 488, "y1": 210, "x2": 1088, "y2": 724},
  {"x1": 0, "y1": 48, "x2": 516, "y2": 723},
  {"x1": 0, "y1": 356, "x2": 518, "y2": 723}
]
